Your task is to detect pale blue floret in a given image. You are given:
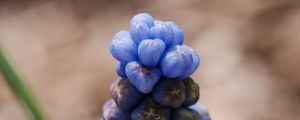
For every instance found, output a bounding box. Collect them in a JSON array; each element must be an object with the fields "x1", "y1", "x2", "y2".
[
  {"x1": 116, "y1": 62, "x2": 127, "y2": 78},
  {"x1": 129, "y1": 13, "x2": 154, "y2": 44},
  {"x1": 165, "y1": 21, "x2": 184, "y2": 46},
  {"x1": 130, "y1": 13, "x2": 154, "y2": 28},
  {"x1": 160, "y1": 45, "x2": 193, "y2": 78},
  {"x1": 130, "y1": 23, "x2": 152, "y2": 44},
  {"x1": 138, "y1": 39, "x2": 166, "y2": 67},
  {"x1": 109, "y1": 31, "x2": 138, "y2": 63},
  {"x1": 151, "y1": 21, "x2": 174, "y2": 46},
  {"x1": 180, "y1": 45, "x2": 200, "y2": 79},
  {"x1": 125, "y1": 61, "x2": 161, "y2": 94}
]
